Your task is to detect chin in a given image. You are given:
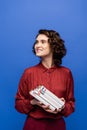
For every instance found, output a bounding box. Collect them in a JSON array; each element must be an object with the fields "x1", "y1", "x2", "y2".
[{"x1": 36, "y1": 54, "x2": 42, "y2": 57}]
